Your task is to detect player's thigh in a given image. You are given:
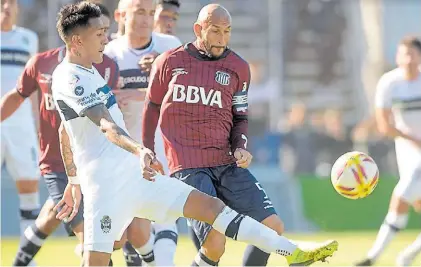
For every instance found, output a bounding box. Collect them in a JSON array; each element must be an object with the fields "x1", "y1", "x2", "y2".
[
  {"x1": 43, "y1": 172, "x2": 84, "y2": 233},
  {"x1": 133, "y1": 174, "x2": 194, "y2": 224},
  {"x1": 83, "y1": 196, "x2": 133, "y2": 254},
  {"x1": 172, "y1": 169, "x2": 218, "y2": 245},
  {"x1": 3, "y1": 127, "x2": 39, "y2": 182},
  {"x1": 393, "y1": 165, "x2": 421, "y2": 210},
  {"x1": 218, "y1": 164, "x2": 277, "y2": 223},
  {"x1": 127, "y1": 218, "x2": 151, "y2": 248}
]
